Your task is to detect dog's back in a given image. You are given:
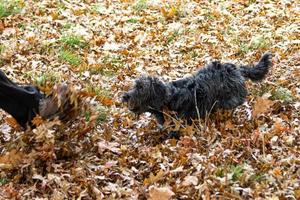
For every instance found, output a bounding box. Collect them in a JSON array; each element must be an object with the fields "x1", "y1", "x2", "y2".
[{"x1": 169, "y1": 53, "x2": 272, "y2": 118}]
